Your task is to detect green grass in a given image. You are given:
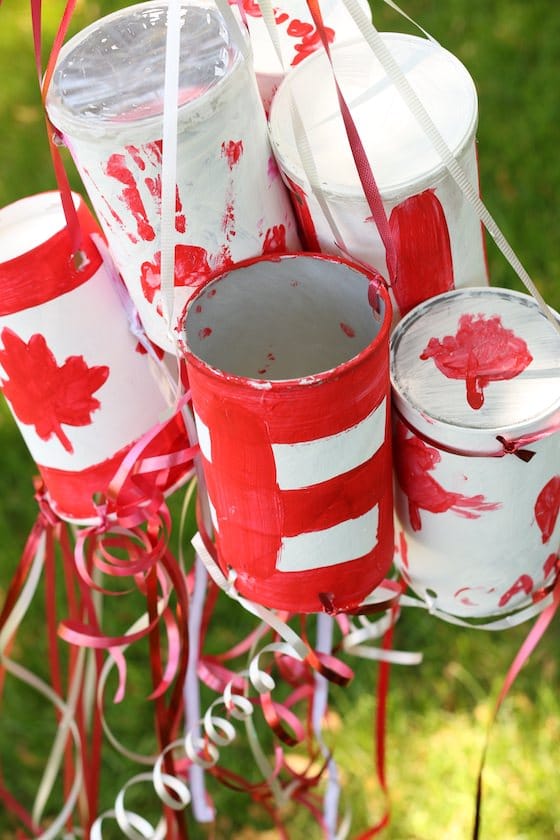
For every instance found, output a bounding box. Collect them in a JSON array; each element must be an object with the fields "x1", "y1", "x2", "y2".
[{"x1": 1, "y1": 1, "x2": 560, "y2": 838}]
